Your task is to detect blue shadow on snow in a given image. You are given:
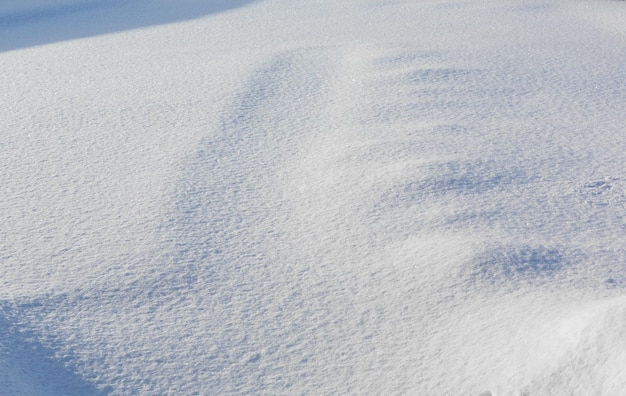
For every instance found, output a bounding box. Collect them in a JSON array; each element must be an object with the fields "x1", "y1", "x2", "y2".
[
  {"x1": 0, "y1": 0, "x2": 258, "y2": 52},
  {"x1": 0, "y1": 302, "x2": 110, "y2": 395}
]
